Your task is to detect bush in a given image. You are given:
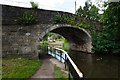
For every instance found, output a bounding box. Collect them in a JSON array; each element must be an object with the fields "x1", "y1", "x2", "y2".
[
  {"x1": 92, "y1": 2, "x2": 120, "y2": 54},
  {"x1": 92, "y1": 26, "x2": 120, "y2": 54},
  {"x1": 62, "y1": 38, "x2": 68, "y2": 52},
  {"x1": 40, "y1": 42, "x2": 49, "y2": 46},
  {"x1": 17, "y1": 11, "x2": 37, "y2": 25},
  {"x1": 54, "y1": 12, "x2": 64, "y2": 24}
]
